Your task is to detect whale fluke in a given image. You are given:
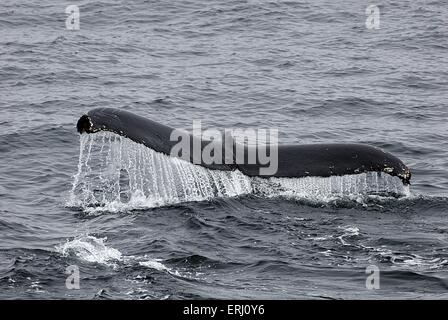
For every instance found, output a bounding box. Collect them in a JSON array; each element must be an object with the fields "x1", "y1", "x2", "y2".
[{"x1": 77, "y1": 108, "x2": 411, "y2": 185}]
